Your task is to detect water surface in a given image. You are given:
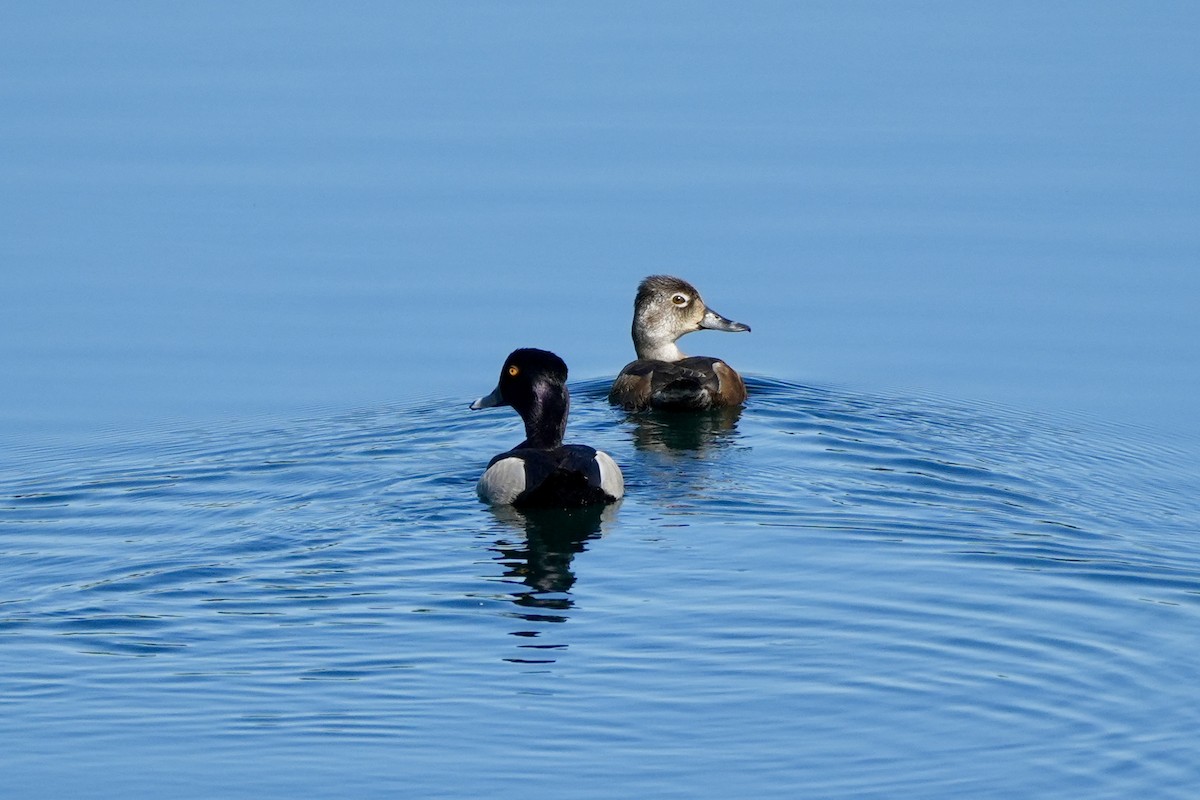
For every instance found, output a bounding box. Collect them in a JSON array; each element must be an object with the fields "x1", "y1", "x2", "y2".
[
  {"x1": 2, "y1": 3, "x2": 1198, "y2": 444},
  {"x1": 4, "y1": 378, "x2": 1199, "y2": 798},
  {"x1": 3, "y1": 4, "x2": 1200, "y2": 799}
]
